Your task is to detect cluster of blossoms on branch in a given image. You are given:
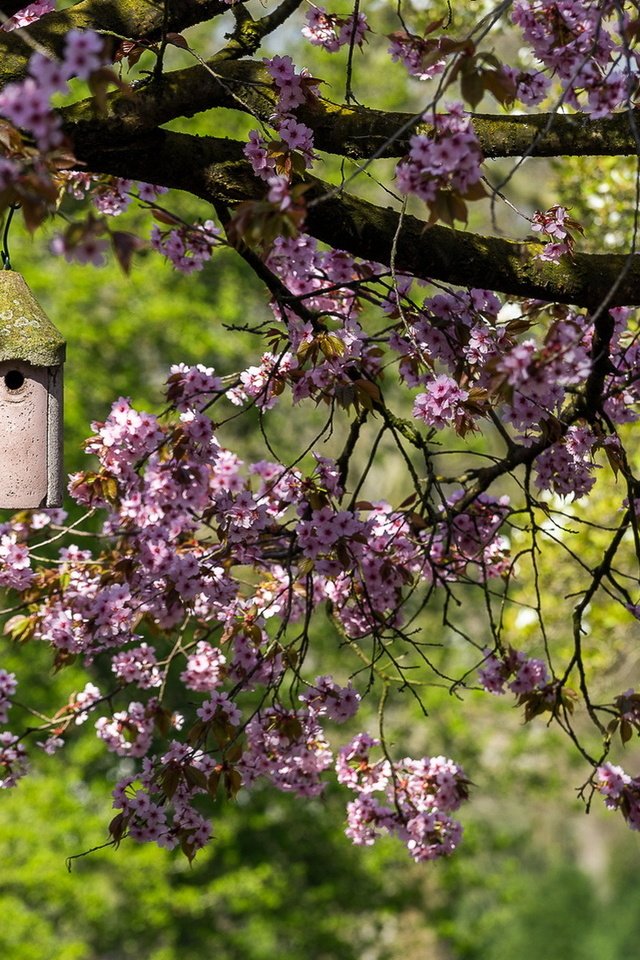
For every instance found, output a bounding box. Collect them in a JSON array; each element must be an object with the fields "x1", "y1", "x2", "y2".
[
  {"x1": 242, "y1": 53, "x2": 318, "y2": 228},
  {"x1": 531, "y1": 205, "x2": 584, "y2": 262},
  {"x1": 396, "y1": 102, "x2": 485, "y2": 220},
  {"x1": 384, "y1": 1, "x2": 635, "y2": 119},
  {"x1": 597, "y1": 762, "x2": 640, "y2": 829},
  {"x1": 338, "y1": 735, "x2": 469, "y2": 861},
  {"x1": 512, "y1": 0, "x2": 633, "y2": 118},
  {"x1": 0, "y1": 360, "x2": 492, "y2": 860},
  {"x1": 1, "y1": 0, "x2": 55, "y2": 32},
  {"x1": 479, "y1": 646, "x2": 549, "y2": 696},
  {"x1": 3, "y1": 0, "x2": 640, "y2": 863},
  {"x1": 302, "y1": 6, "x2": 368, "y2": 53},
  {"x1": 0, "y1": 29, "x2": 103, "y2": 153},
  {"x1": 150, "y1": 218, "x2": 221, "y2": 274}
]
